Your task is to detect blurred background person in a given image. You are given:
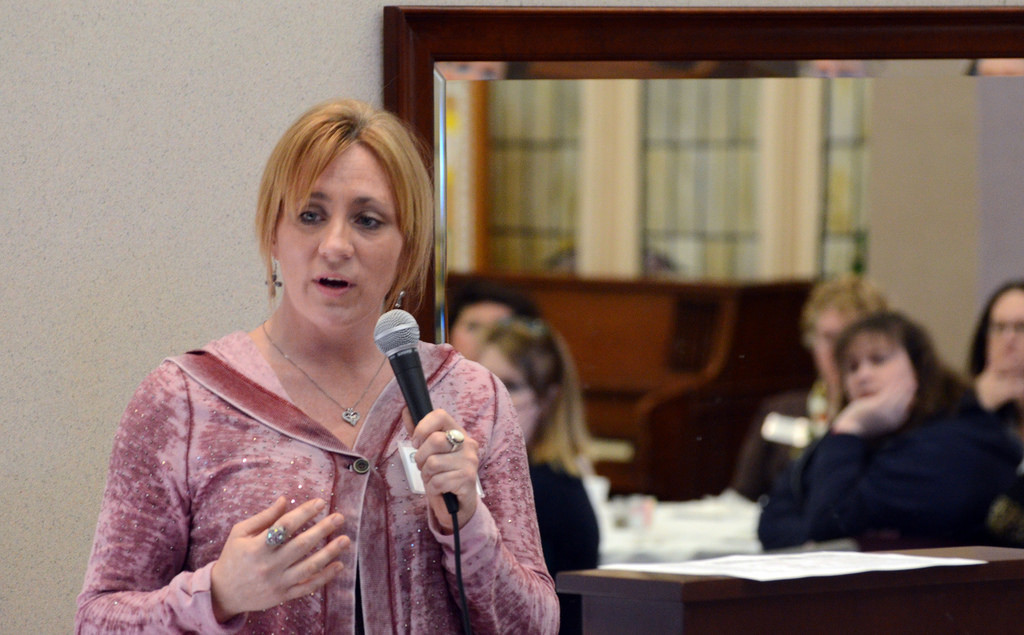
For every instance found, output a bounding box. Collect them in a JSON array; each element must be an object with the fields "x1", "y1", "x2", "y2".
[
  {"x1": 758, "y1": 312, "x2": 1022, "y2": 551},
  {"x1": 447, "y1": 279, "x2": 540, "y2": 361},
  {"x1": 730, "y1": 275, "x2": 888, "y2": 503},
  {"x1": 976, "y1": 280, "x2": 1024, "y2": 548},
  {"x1": 477, "y1": 317, "x2": 599, "y2": 635},
  {"x1": 968, "y1": 279, "x2": 1024, "y2": 438}
]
